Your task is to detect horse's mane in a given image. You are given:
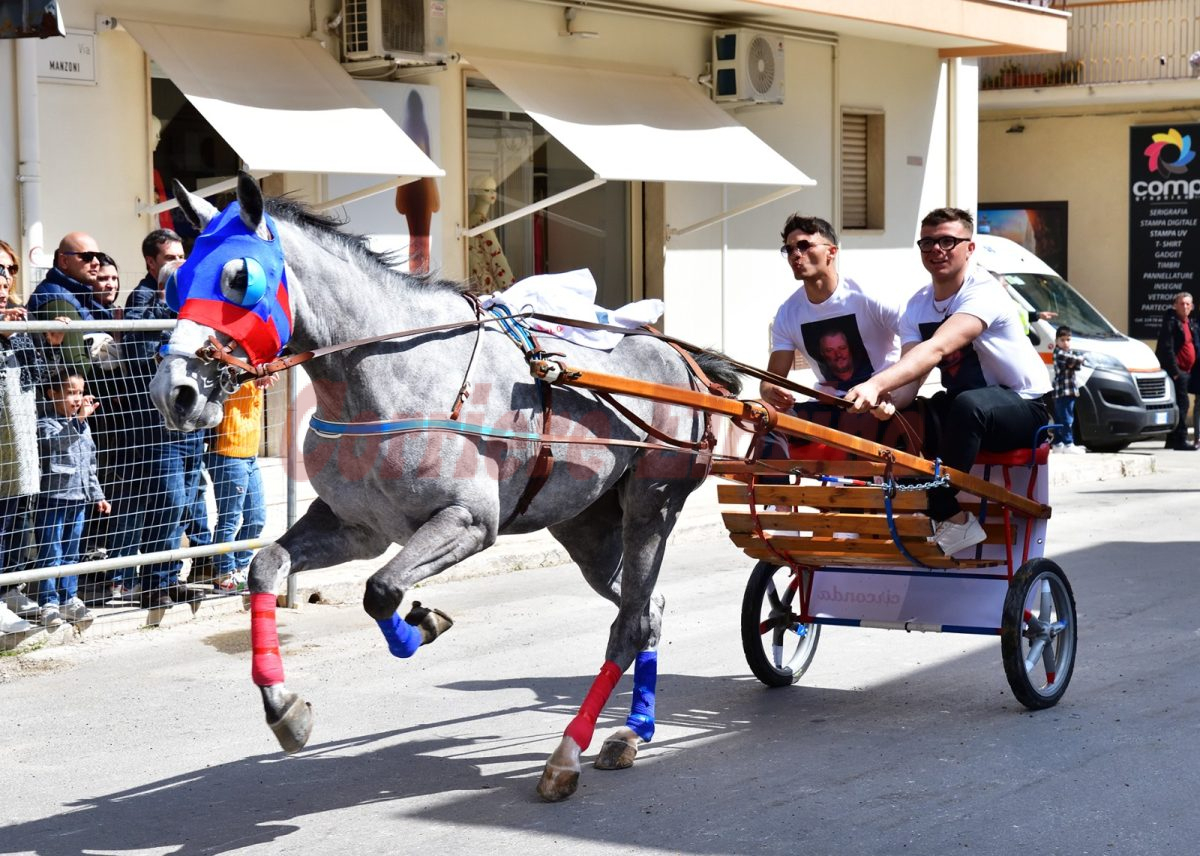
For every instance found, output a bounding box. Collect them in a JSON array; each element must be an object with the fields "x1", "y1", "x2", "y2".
[{"x1": 264, "y1": 195, "x2": 470, "y2": 294}]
